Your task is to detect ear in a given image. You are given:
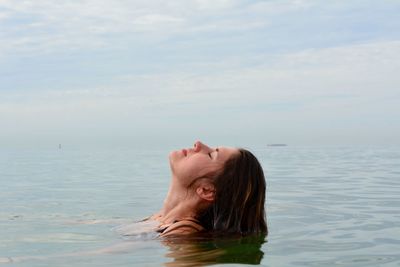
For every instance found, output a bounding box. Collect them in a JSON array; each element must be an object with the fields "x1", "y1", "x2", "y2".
[{"x1": 196, "y1": 183, "x2": 215, "y2": 202}]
